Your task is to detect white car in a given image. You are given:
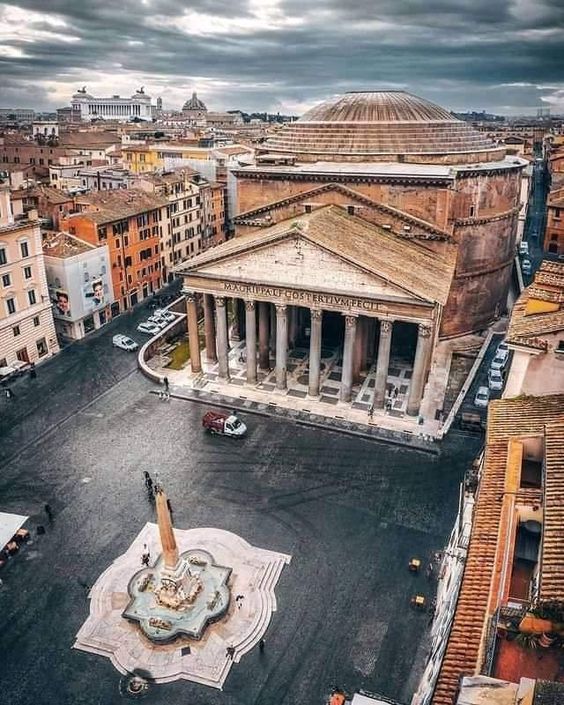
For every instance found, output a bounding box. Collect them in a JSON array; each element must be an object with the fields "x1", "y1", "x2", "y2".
[
  {"x1": 147, "y1": 315, "x2": 168, "y2": 328},
  {"x1": 521, "y1": 258, "x2": 532, "y2": 276},
  {"x1": 519, "y1": 241, "x2": 529, "y2": 256},
  {"x1": 496, "y1": 341, "x2": 508, "y2": 355},
  {"x1": 474, "y1": 386, "x2": 490, "y2": 408},
  {"x1": 137, "y1": 322, "x2": 161, "y2": 336},
  {"x1": 491, "y1": 348, "x2": 509, "y2": 371},
  {"x1": 488, "y1": 368, "x2": 504, "y2": 391},
  {"x1": 112, "y1": 334, "x2": 138, "y2": 351},
  {"x1": 154, "y1": 309, "x2": 176, "y2": 323}
]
